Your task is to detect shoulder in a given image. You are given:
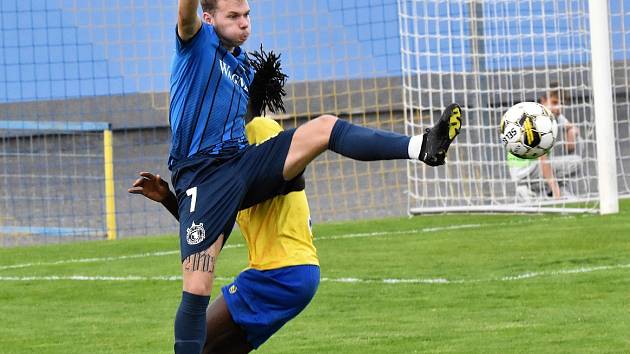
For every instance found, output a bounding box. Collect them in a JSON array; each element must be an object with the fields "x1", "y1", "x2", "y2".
[
  {"x1": 245, "y1": 117, "x2": 283, "y2": 144},
  {"x1": 175, "y1": 22, "x2": 220, "y2": 53},
  {"x1": 238, "y1": 50, "x2": 255, "y2": 78},
  {"x1": 556, "y1": 114, "x2": 569, "y2": 126}
]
